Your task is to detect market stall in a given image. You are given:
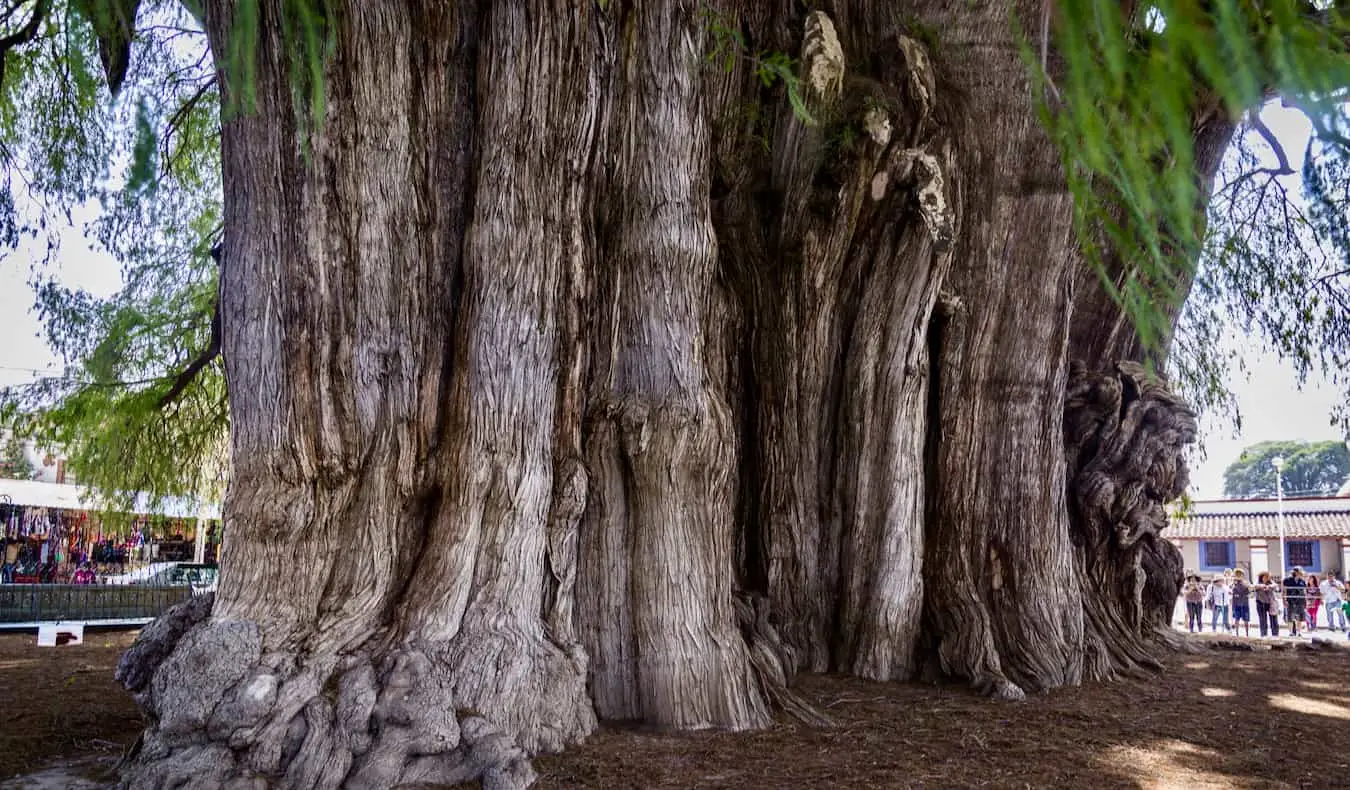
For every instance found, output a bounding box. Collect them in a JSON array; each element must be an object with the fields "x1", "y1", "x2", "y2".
[{"x1": 0, "y1": 480, "x2": 221, "y2": 585}]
